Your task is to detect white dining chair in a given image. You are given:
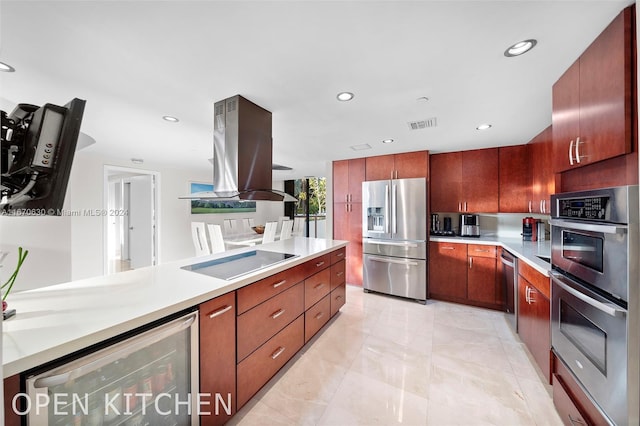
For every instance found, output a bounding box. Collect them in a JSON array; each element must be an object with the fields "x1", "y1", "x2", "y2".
[
  {"x1": 223, "y1": 219, "x2": 238, "y2": 235},
  {"x1": 207, "y1": 224, "x2": 226, "y2": 253},
  {"x1": 280, "y1": 220, "x2": 294, "y2": 240},
  {"x1": 262, "y1": 221, "x2": 278, "y2": 244},
  {"x1": 241, "y1": 218, "x2": 253, "y2": 233},
  {"x1": 191, "y1": 222, "x2": 210, "y2": 256},
  {"x1": 292, "y1": 217, "x2": 305, "y2": 237},
  {"x1": 276, "y1": 216, "x2": 289, "y2": 233}
]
